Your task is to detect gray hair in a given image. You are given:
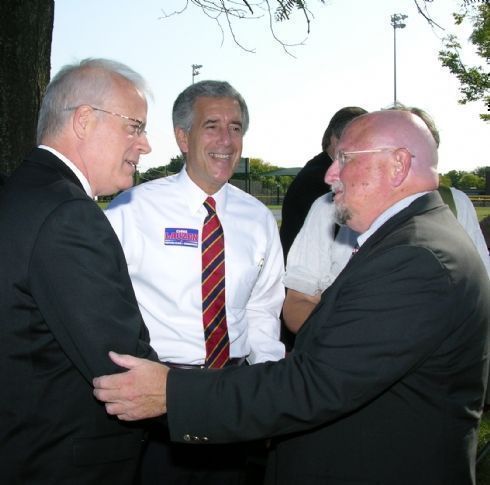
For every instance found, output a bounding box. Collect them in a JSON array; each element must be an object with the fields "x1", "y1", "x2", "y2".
[
  {"x1": 37, "y1": 58, "x2": 151, "y2": 143},
  {"x1": 172, "y1": 80, "x2": 249, "y2": 134}
]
